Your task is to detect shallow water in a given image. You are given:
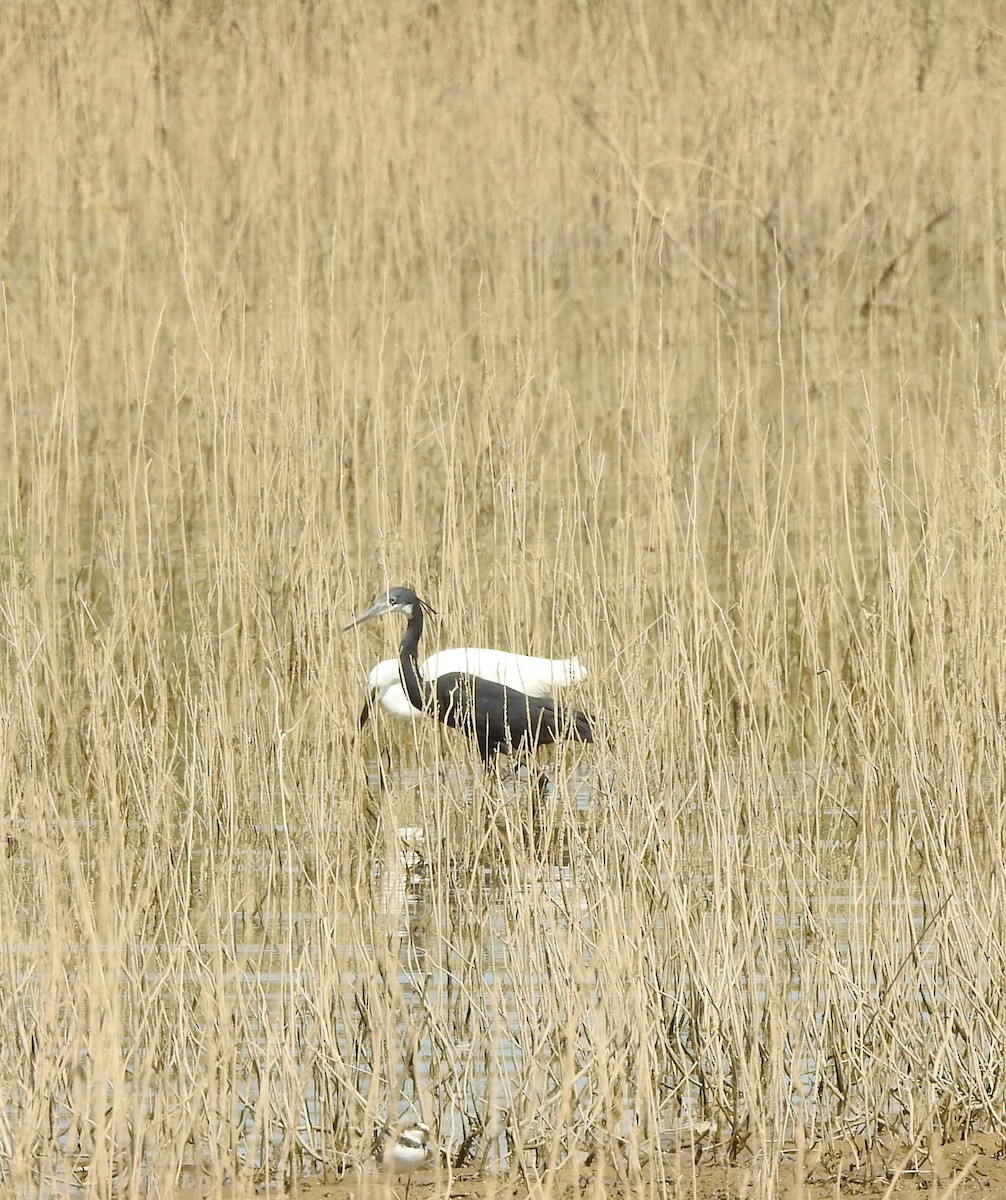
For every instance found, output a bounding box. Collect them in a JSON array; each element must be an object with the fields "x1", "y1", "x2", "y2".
[{"x1": 2, "y1": 761, "x2": 970, "y2": 1197}]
